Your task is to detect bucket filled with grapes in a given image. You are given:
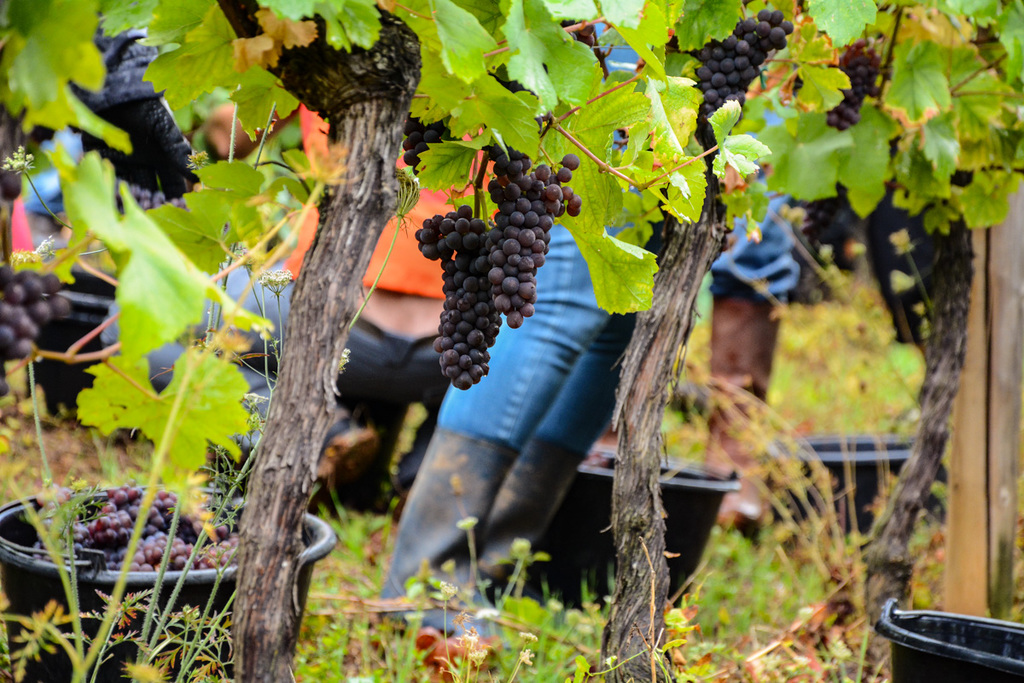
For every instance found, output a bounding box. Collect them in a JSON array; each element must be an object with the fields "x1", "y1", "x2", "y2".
[{"x1": 0, "y1": 485, "x2": 336, "y2": 682}]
